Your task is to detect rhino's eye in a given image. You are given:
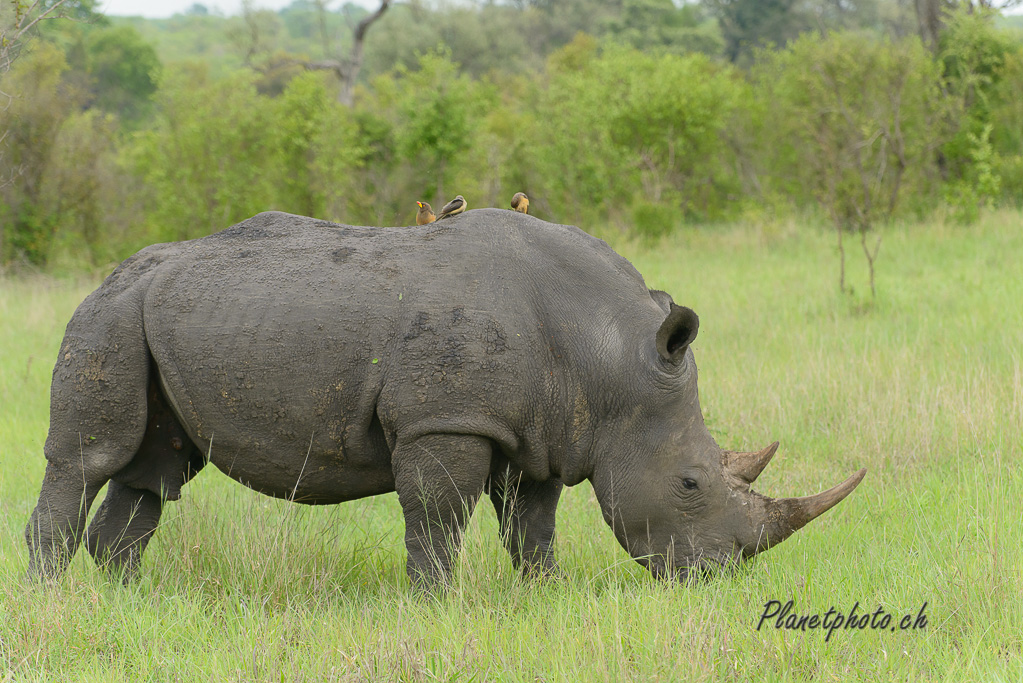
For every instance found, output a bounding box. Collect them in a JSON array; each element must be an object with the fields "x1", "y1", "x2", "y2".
[{"x1": 682, "y1": 478, "x2": 699, "y2": 490}]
